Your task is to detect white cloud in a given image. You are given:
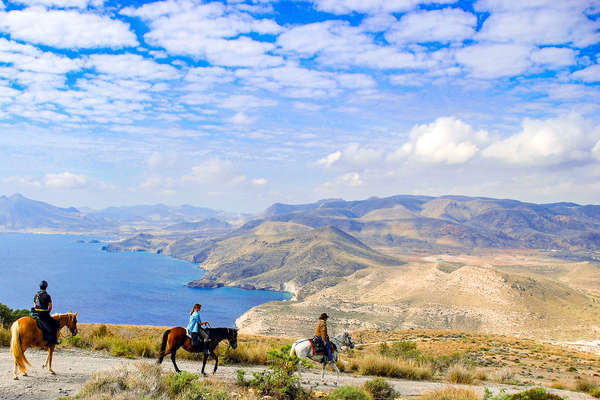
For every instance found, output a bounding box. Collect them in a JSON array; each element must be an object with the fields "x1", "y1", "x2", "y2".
[
  {"x1": 572, "y1": 65, "x2": 600, "y2": 83},
  {"x1": 123, "y1": 0, "x2": 282, "y2": 67},
  {"x1": 476, "y1": 6, "x2": 600, "y2": 47},
  {"x1": 0, "y1": 7, "x2": 138, "y2": 49},
  {"x1": 311, "y1": 0, "x2": 455, "y2": 14},
  {"x1": 14, "y1": 0, "x2": 104, "y2": 8},
  {"x1": 455, "y1": 43, "x2": 533, "y2": 78},
  {"x1": 277, "y1": 20, "x2": 420, "y2": 70},
  {"x1": 182, "y1": 157, "x2": 246, "y2": 185},
  {"x1": 251, "y1": 178, "x2": 268, "y2": 186},
  {"x1": 340, "y1": 172, "x2": 362, "y2": 186},
  {"x1": 386, "y1": 8, "x2": 476, "y2": 44},
  {"x1": 0, "y1": 38, "x2": 83, "y2": 75},
  {"x1": 530, "y1": 47, "x2": 576, "y2": 68},
  {"x1": 398, "y1": 117, "x2": 488, "y2": 164},
  {"x1": 44, "y1": 172, "x2": 89, "y2": 189},
  {"x1": 229, "y1": 112, "x2": 256, "y2": 125},
  {"x1": 87, "y1": 53, "x2": 179, "y2": 80},
  {"x1": 482, "y1": 114, "x2": 600, "y2": 165},
  {"x1": 316, "y1": 150, "x2": 341, "y2": 168}
]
